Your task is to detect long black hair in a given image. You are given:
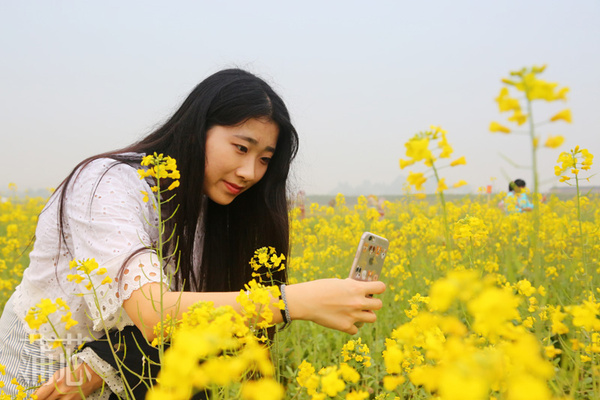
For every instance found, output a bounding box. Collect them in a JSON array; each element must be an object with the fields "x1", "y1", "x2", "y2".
[{"x1": 53, "y1": 68, "x2": 298, "y2": 292}]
